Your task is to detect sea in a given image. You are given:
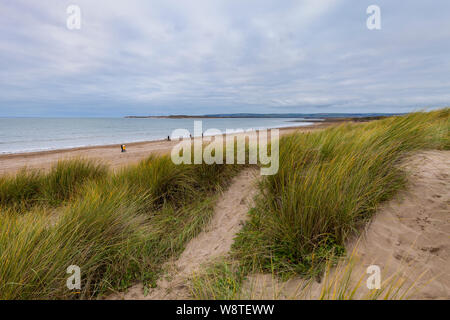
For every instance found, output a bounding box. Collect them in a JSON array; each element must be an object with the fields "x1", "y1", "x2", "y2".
[{"x1": 0, "y1": 117, "x2": 314, "y2": 154}]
